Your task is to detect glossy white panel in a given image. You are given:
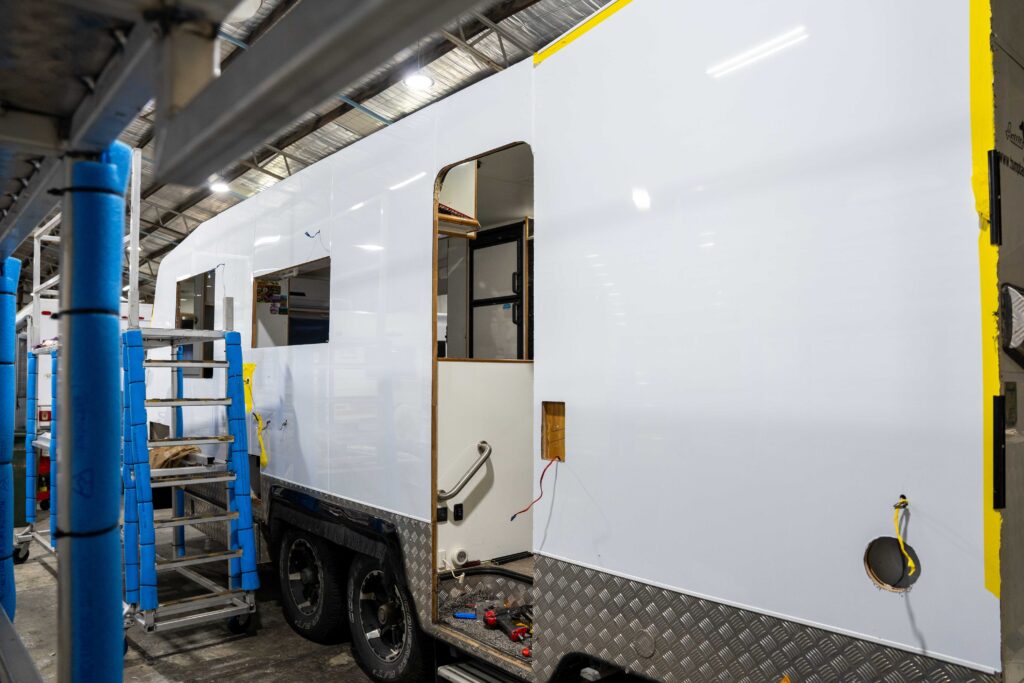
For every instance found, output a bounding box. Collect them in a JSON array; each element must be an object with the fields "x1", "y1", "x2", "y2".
[
  {"x1": 533, "y1": 0, "x2": 995, "y2": 671},
  {"x1": 151, "y1": 62, "x2": 536, "y2": 522}
]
